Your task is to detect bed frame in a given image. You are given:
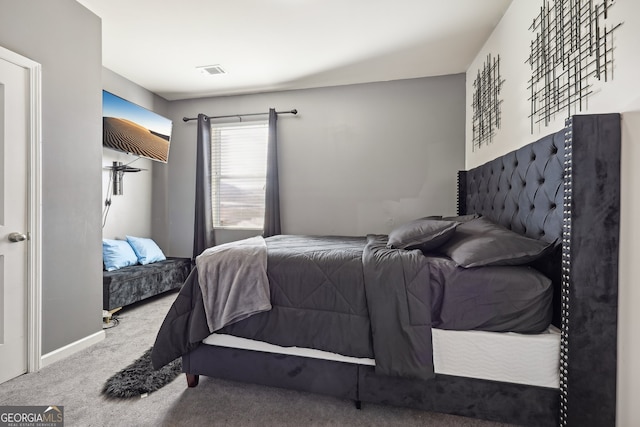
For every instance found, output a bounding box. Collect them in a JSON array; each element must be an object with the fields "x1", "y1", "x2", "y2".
[{"x1": 182, "y1": 114, "x2": 621, "y2": 427}]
